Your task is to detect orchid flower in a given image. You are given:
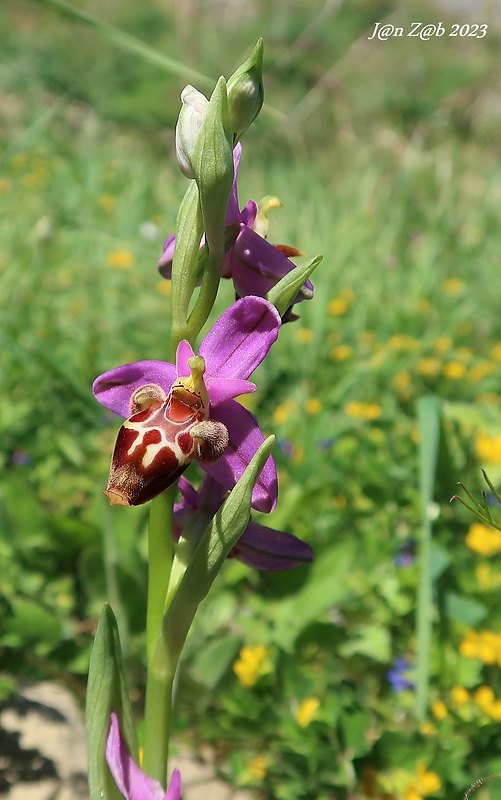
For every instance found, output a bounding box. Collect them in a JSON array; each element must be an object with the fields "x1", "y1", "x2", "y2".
[
  {"x1": 93, "y1": 296, "x2": 280, "y2": 512},
  {"x1": 174, "y1": 475, "x2": 313, "y2": 570},
  {"x1": 159, "y1": 144, "x2": 313, "y2": 312},
  {"x1": 106, "y1": 713, "x2": 181, "y2": 800}
]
